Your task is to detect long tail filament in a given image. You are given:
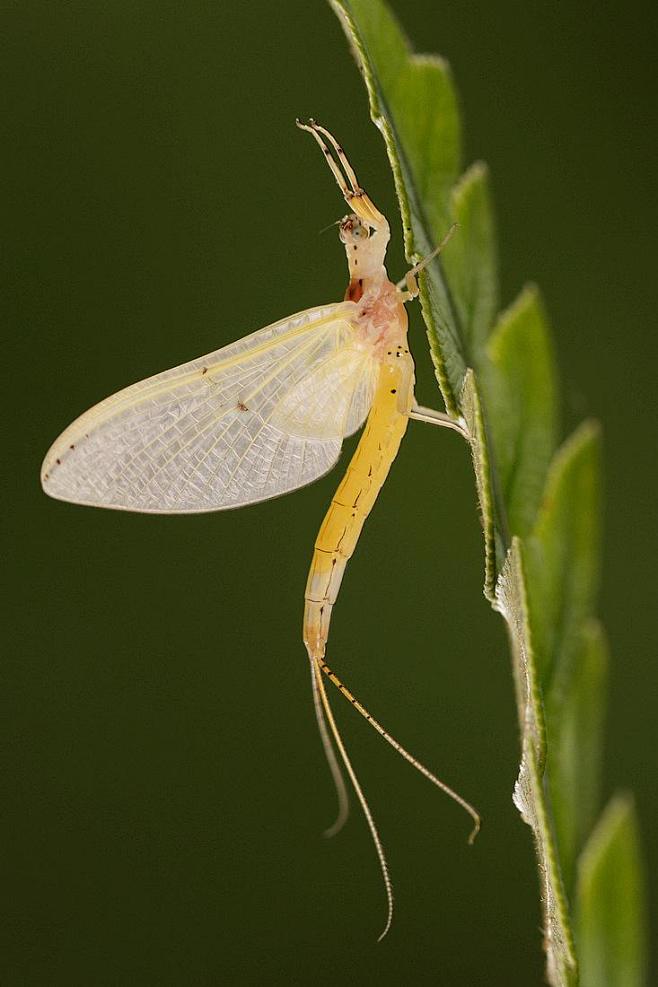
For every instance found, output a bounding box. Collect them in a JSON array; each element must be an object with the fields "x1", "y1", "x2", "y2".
[
  {"x1": 312, "y1": 657, "x2": 394, "y2": 941},
  {"x1": 309, "y1": 657, "x2": 350, "y2": 837},
  {"x1": 318, "y1": 657, "x2": 481, "y2": 844},
  {"x1": 310, "y1": 654, "x2": 481, "y2": 942}
]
